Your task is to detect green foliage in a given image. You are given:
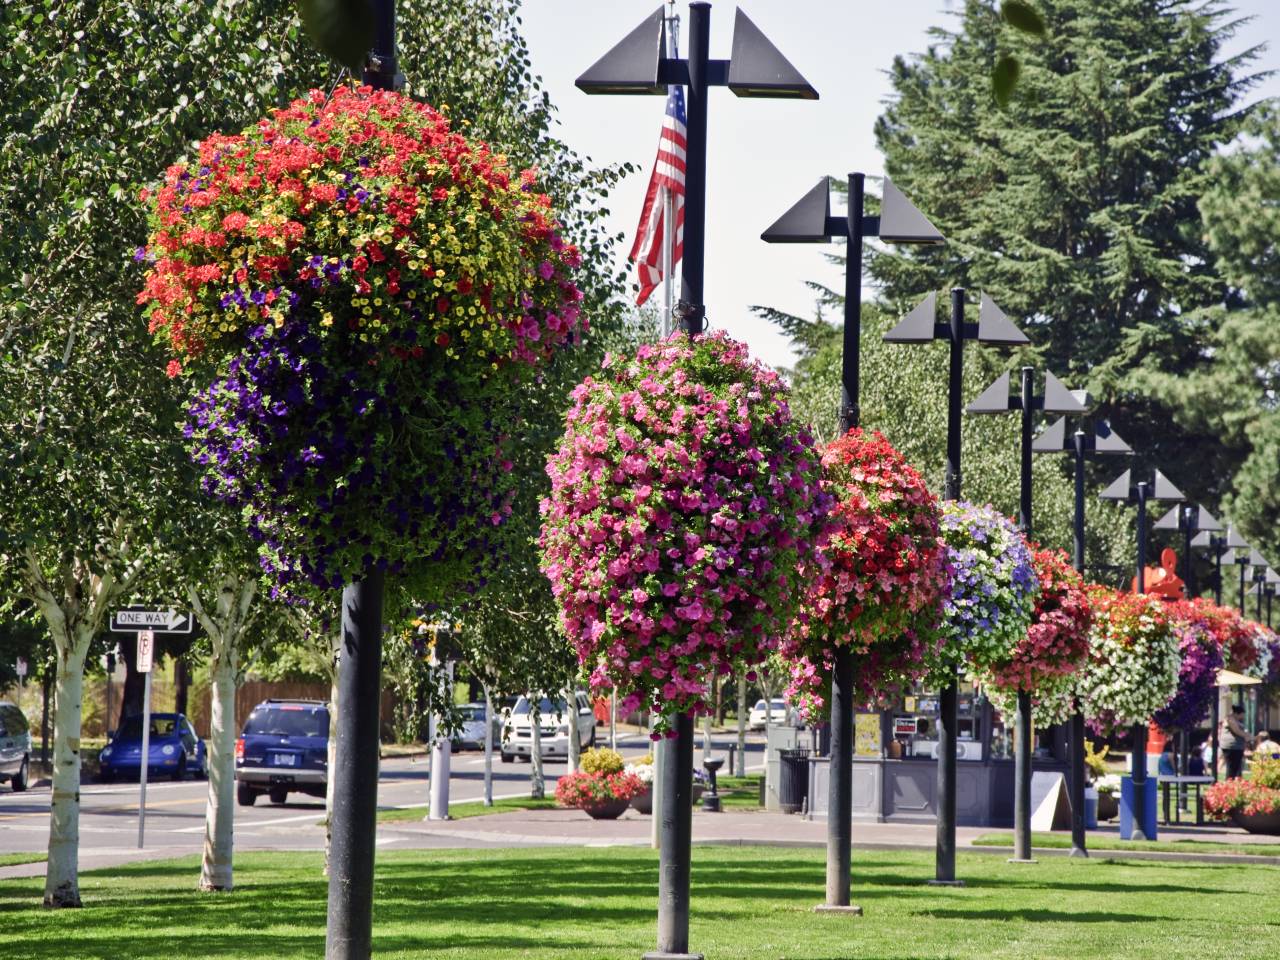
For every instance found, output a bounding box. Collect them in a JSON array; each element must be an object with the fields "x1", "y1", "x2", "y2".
[{"x1": 578, "y1": 747, "x2": 624, "y2": 776}]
